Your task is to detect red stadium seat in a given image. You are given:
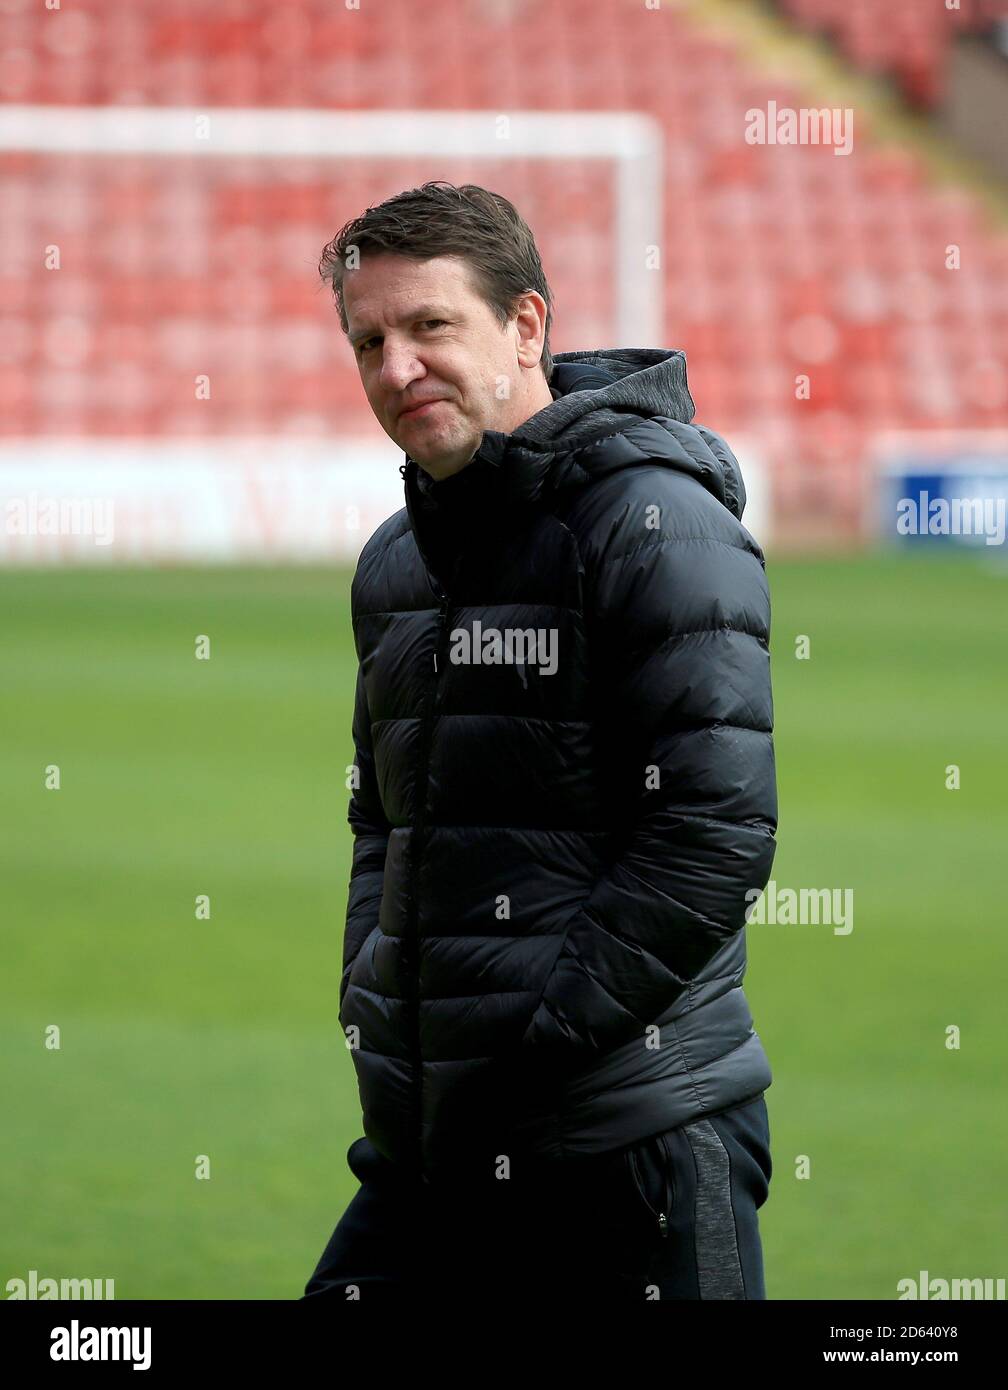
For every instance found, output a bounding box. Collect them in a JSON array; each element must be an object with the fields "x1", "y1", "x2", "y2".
[{"x1": 2, "y1": 0, "x2": 1006, "y2": 543}]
